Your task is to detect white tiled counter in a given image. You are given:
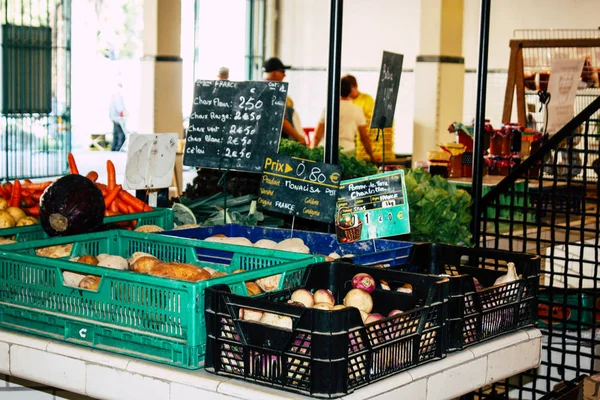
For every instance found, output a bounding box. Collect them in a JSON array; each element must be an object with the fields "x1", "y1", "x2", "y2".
[{"x1": 0, "y1": 328, "x2": 542, "y2": 400}]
